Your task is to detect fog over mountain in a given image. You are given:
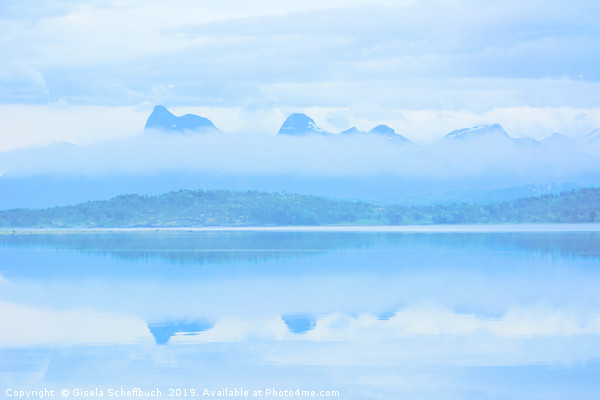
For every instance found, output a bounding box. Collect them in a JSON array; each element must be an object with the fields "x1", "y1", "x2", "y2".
[{"x1": 0, "y1": 107, "x2": 599, "y2": 209}]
